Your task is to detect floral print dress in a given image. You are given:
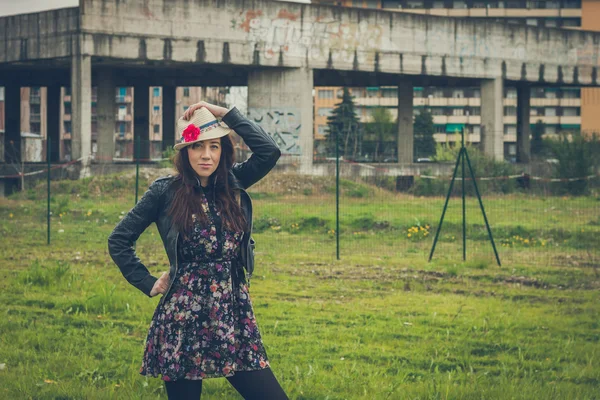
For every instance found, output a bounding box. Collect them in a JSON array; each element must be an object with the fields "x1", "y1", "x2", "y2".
[{"x1": 140, "y1": 184, "x2": 270, "y2": 381}]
